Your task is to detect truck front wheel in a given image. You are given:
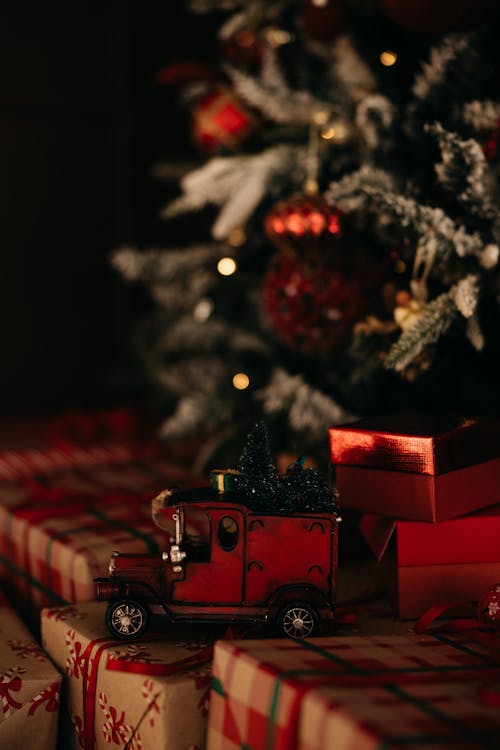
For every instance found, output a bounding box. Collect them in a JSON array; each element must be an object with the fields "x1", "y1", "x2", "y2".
[
  {"x1": 278, "y1": 603, "x2": 318, "y2": 639},
  {"x1": 106, "y1": 600, "x2": 149, "y2": 640}
]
